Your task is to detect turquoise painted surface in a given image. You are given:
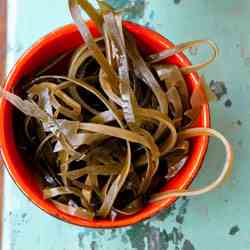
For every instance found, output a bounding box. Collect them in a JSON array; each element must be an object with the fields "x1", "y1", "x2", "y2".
[{"x1": 2, "y1": 0, "x2": 250, "y2": 249}]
